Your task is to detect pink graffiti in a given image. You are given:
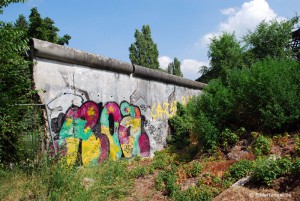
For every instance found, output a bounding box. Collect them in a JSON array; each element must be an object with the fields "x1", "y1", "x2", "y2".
[
  {"x1": 66, "y1": 101, "x2": 99, "y2": 128},
  {"x1": 139, "y1": 132, "x2": 150, "y2": 157}
]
